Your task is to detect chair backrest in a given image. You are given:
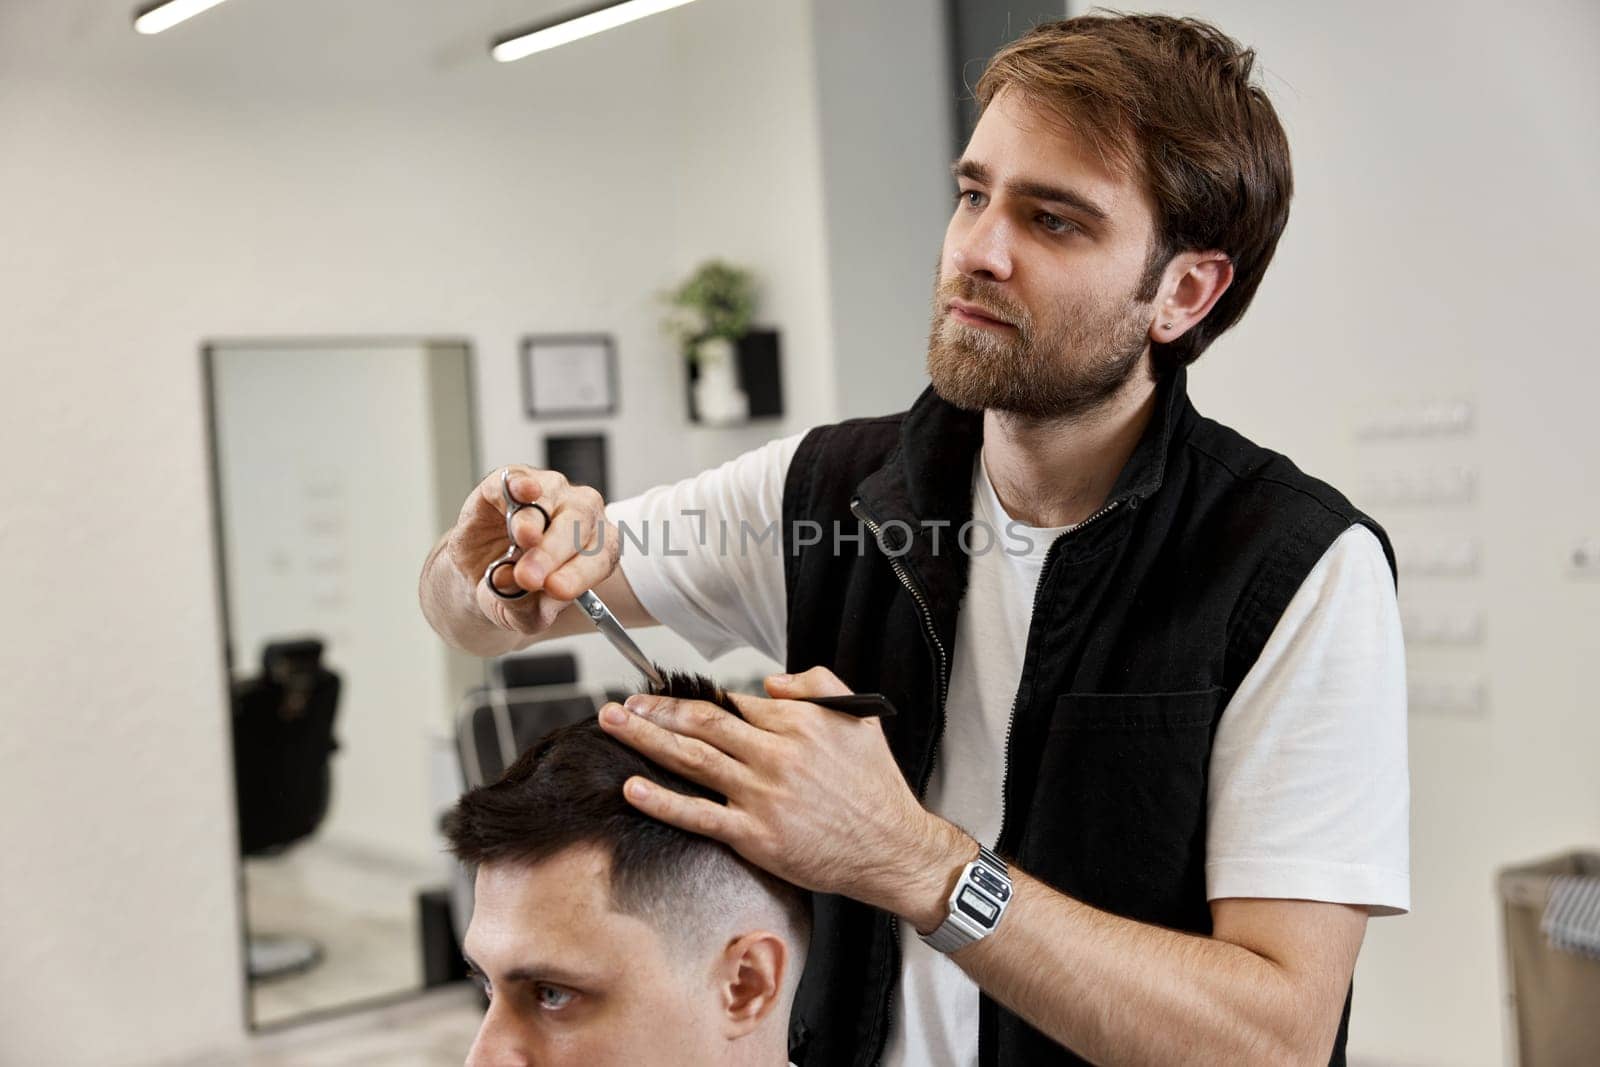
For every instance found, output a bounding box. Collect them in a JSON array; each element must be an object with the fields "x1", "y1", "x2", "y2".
[
  {"x1": 455, "y1": 682, "x2": 600, "y2": 789},
  {"x1": 232, "y1": 638, "x2": 341, "y2": 856},
  {"x1": 492, "y1": 650, "x2": 579, "y2": 691},
  {"x1": 454, "y1": 663, "x2": 775, "y2": 788}
]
